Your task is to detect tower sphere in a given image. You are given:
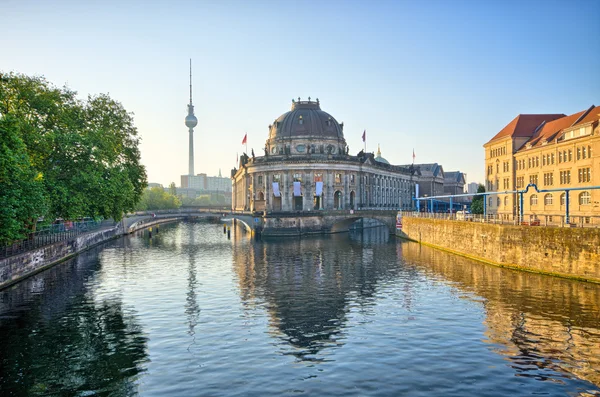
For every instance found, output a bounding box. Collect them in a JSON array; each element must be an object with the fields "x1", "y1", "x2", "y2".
[{"x1": 185, "y1": 114, "x2": 198, "y2": 128}]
